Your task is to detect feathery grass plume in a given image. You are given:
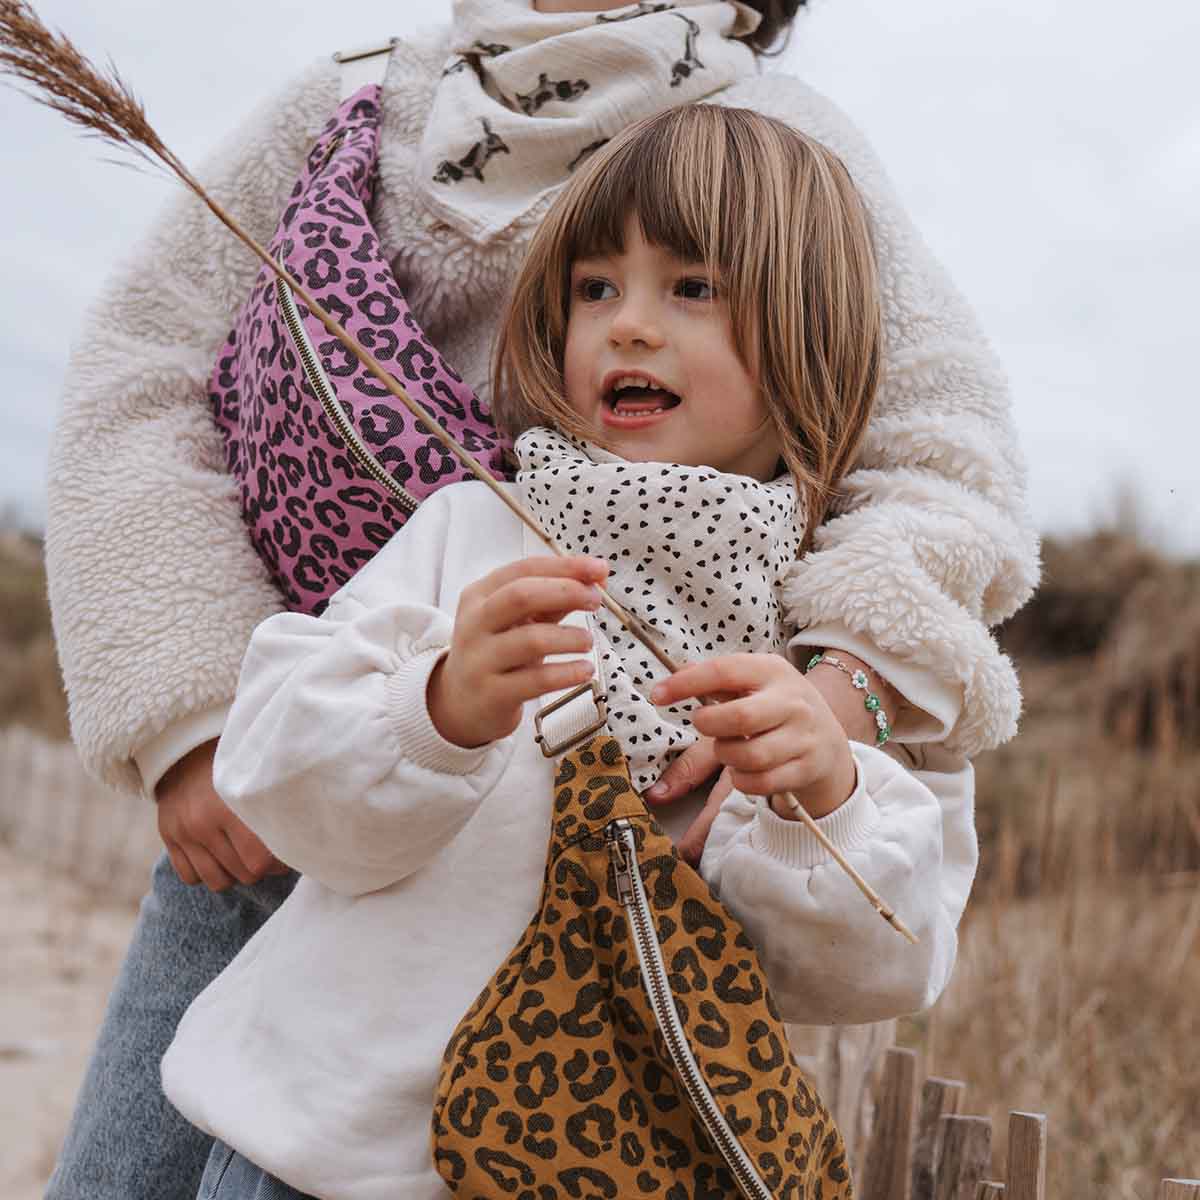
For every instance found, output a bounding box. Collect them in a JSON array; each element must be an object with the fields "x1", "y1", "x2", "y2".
[
  {"x1": 0, "y1": 0, "x2": 914, "y2": 941},
  {"x1": 0, "y1": 2, "x2": 167, "y2": 168}
]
